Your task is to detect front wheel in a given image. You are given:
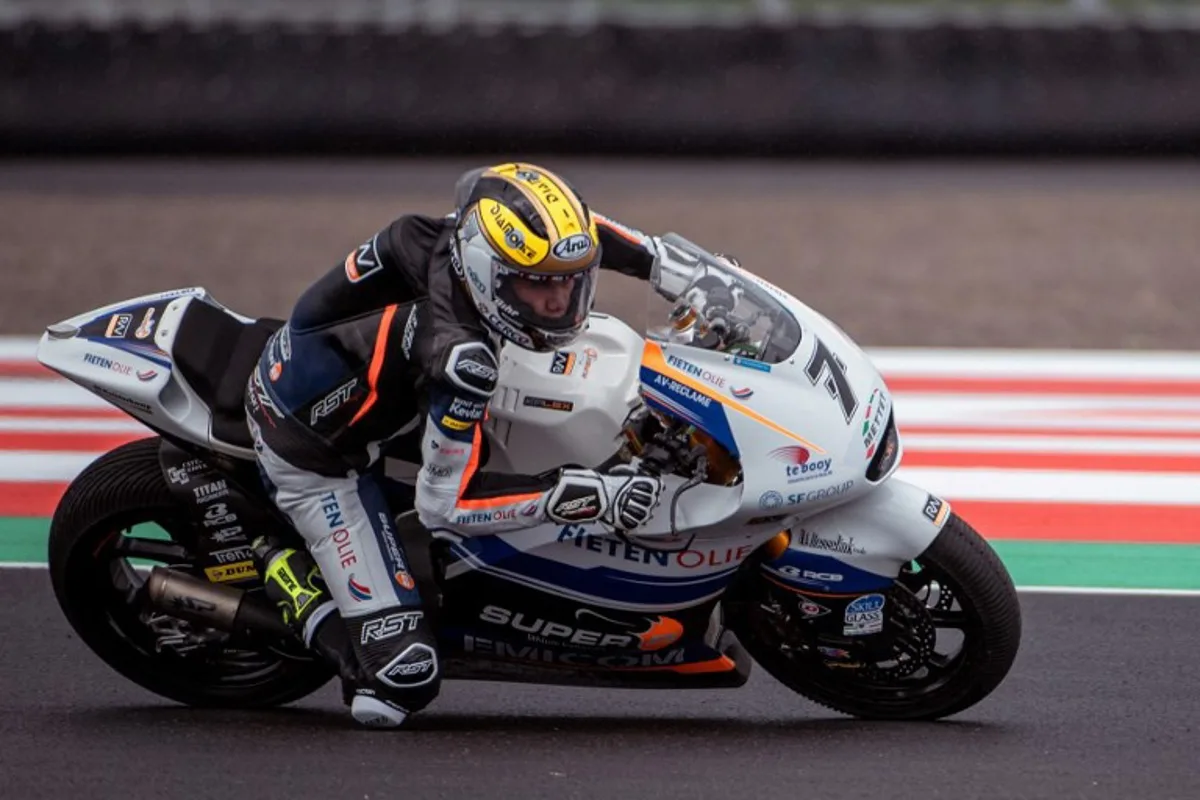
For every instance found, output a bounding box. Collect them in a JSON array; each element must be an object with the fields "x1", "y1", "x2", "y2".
[{"x1": 730, "y1": 513, "x2": 1021, "y2": 720}]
